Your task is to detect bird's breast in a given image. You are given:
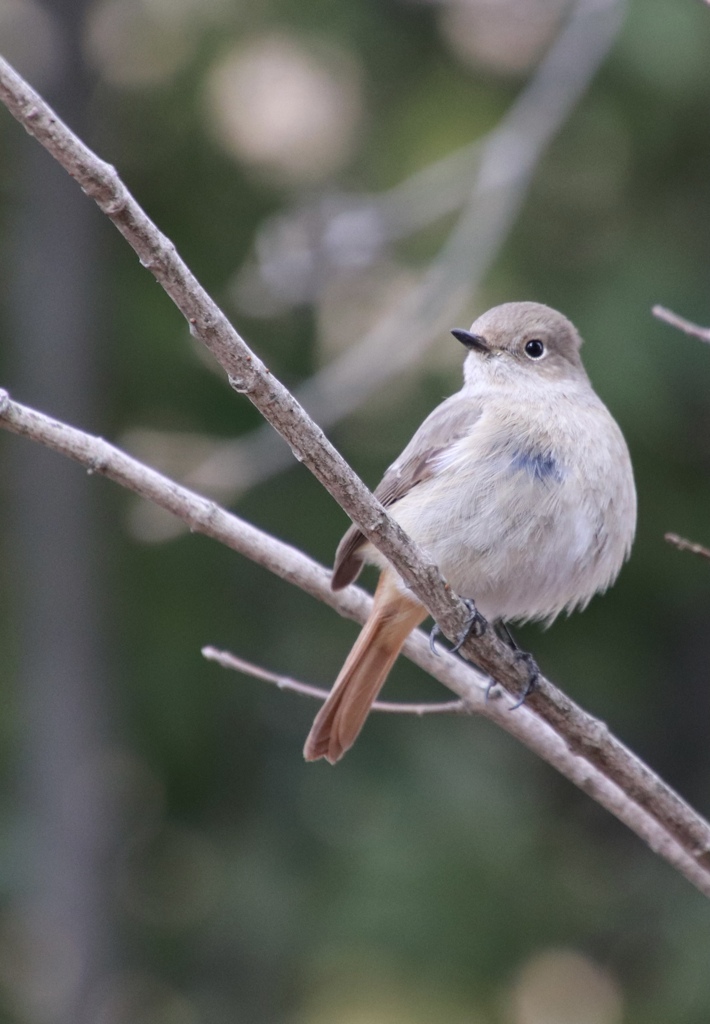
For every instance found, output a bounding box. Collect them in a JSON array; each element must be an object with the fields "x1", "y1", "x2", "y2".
[{"x1": 386, "y1": 395, "x2": 635, "y2": 623}]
